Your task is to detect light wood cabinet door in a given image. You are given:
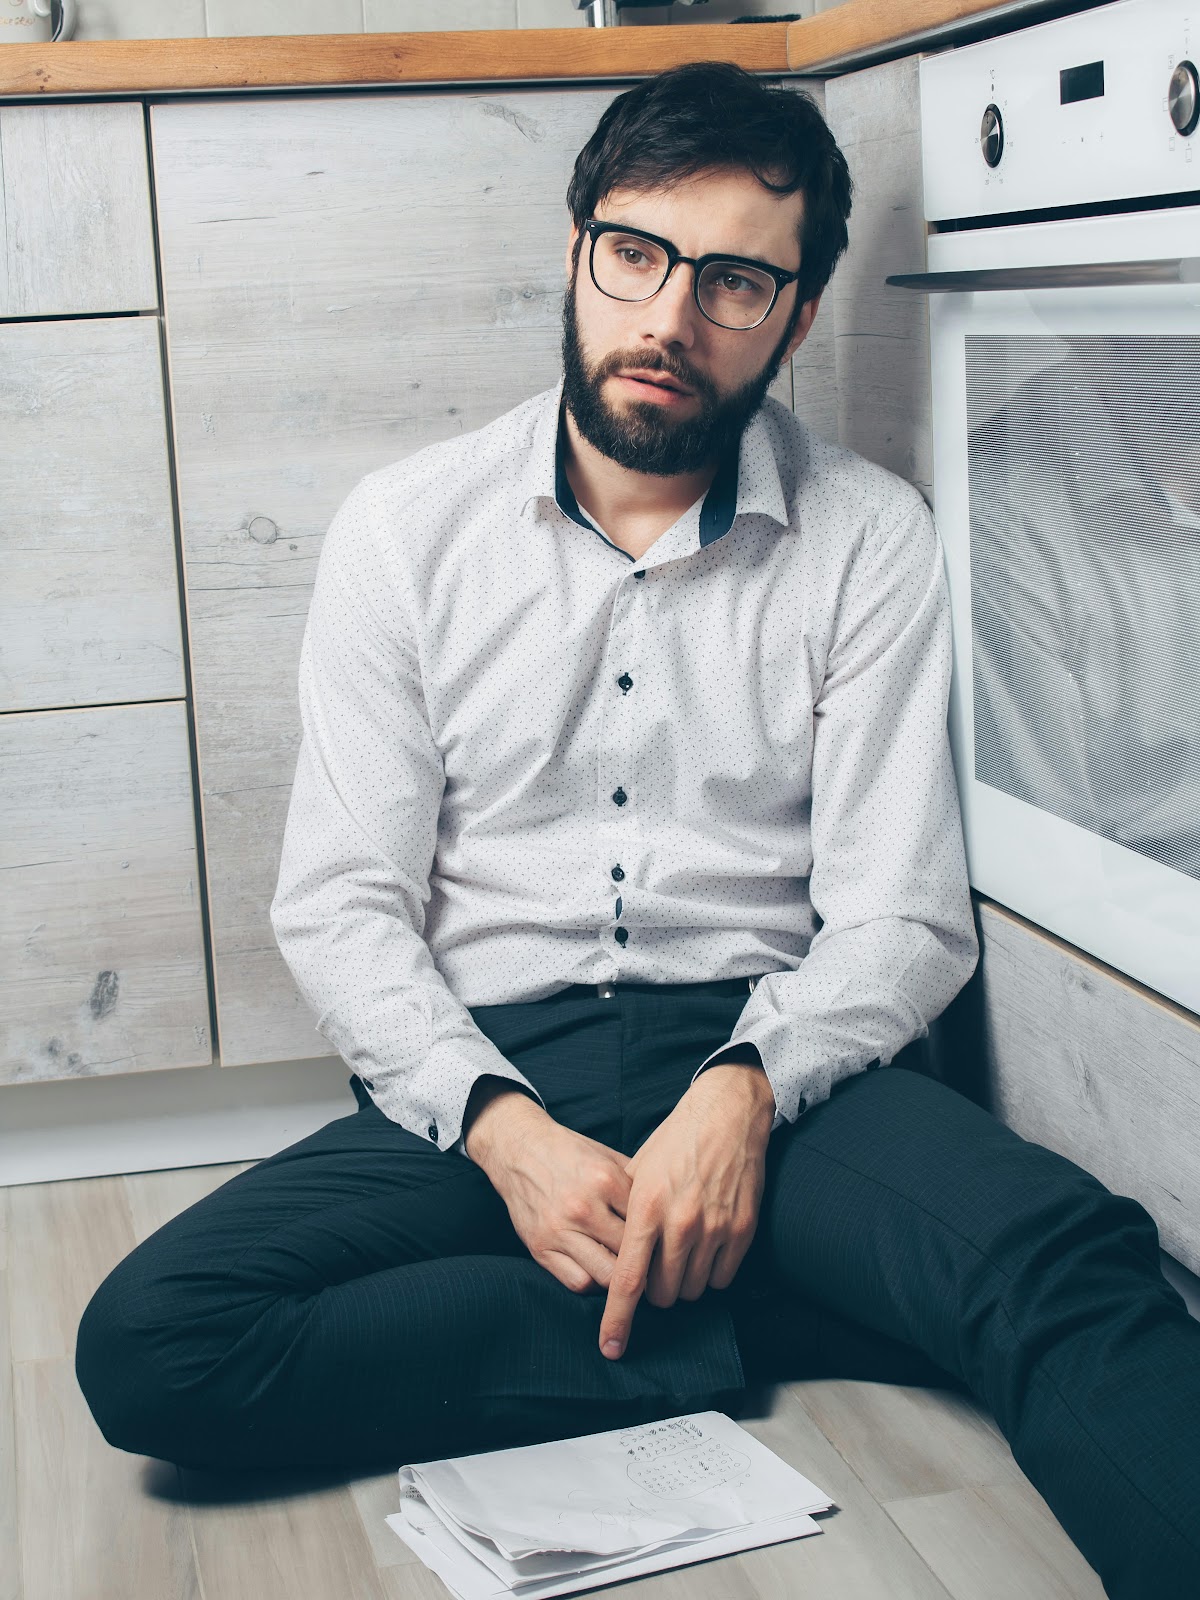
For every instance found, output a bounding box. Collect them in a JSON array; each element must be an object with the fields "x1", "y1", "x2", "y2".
[
  {"x1": 0, "y1": 102, "x2": 157, "y2": 318},
  {"x1": 940, "y1": 903, "x2": 1200, "y2": 1276},
  {"x1": 151, "y1": 87, "x2": 620, "y2": 1065},
  {"x1": 0, "y1": 701, "x2": 211, "y2": 1086},
  {"x1": 0, "y1": 316, "x2": 184, "y2": 712}
]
